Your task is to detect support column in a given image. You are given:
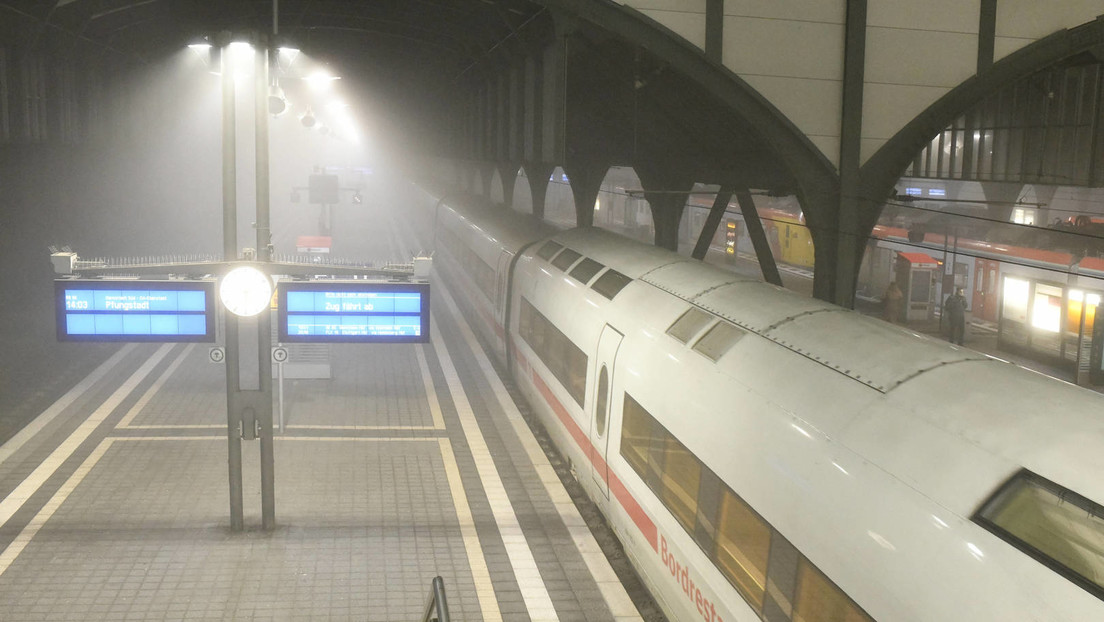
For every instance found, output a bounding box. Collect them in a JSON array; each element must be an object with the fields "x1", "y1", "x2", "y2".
[
  {"x1": 736, "y1": 189, "x2": 784, "y2": 286},
  {"x1": 978, "y1": 0, "x2": 997, "y2": 72},
  {"x1": 220, "y1": 37, "x2": 244, "y2": 534},
  {"x1": 834, "y1": 0, "x2": 868, "y2": 308},
  {"x1": 981, "y1": 181, "x2": 1025, "y2": 223},
  {"x1": 498, "y1": 163, "x2": 519, "y2": 210},
  {"x1": 561, "y1": 159, "x2": 608, "y2": 228},
  {"x1": 692, "y1": 186, "x2": 732, "y2": 260},
  {"x1": 255, "y1": 41, "x2": 275, "y2": 532},
  {"x1": 479, "y1": 163, "x2": 495, "y2": 201},
  {"x1": 525, "y1": 162, "x2": 555, "y2": 220},
  {"x1": 705, "y1": 0, "x2": 724, "y2": 63},
  {"x1": 636, "y1": 163, "x2": 694, "y2": 251}
]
